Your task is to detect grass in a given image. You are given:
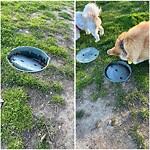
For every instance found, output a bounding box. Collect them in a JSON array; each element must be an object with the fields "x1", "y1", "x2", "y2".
[
  {"x1": 2, "y1": 87, "x2": 33, "y2": 149},
  {"x1": 129, "y1": 124, "x2": 146, "y2": 149},
  {"x1": 76, "y1": 110, "x2": 85, "y2": 119},
  {"x1": 59, "y1": 12, "x2": 73, "y2": 21},
  {"x1": 110, "y1": 117, "x2": 118, "y2": 126},
  {"x1": 51, "y1": 94, "x2": 65, "y2": 105},
  {"x1": 1, "y1": 1, "x2": 73, "y2": 149},
  {"x1": 131, "y1": 108, "x2": 149, "y2": 123},
  {"x1": 116, "y1": 89, "x2": 148, "y2": 109},
  {"x1": 76, "y1": 1, "x2": 149, "y2": 148}
]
